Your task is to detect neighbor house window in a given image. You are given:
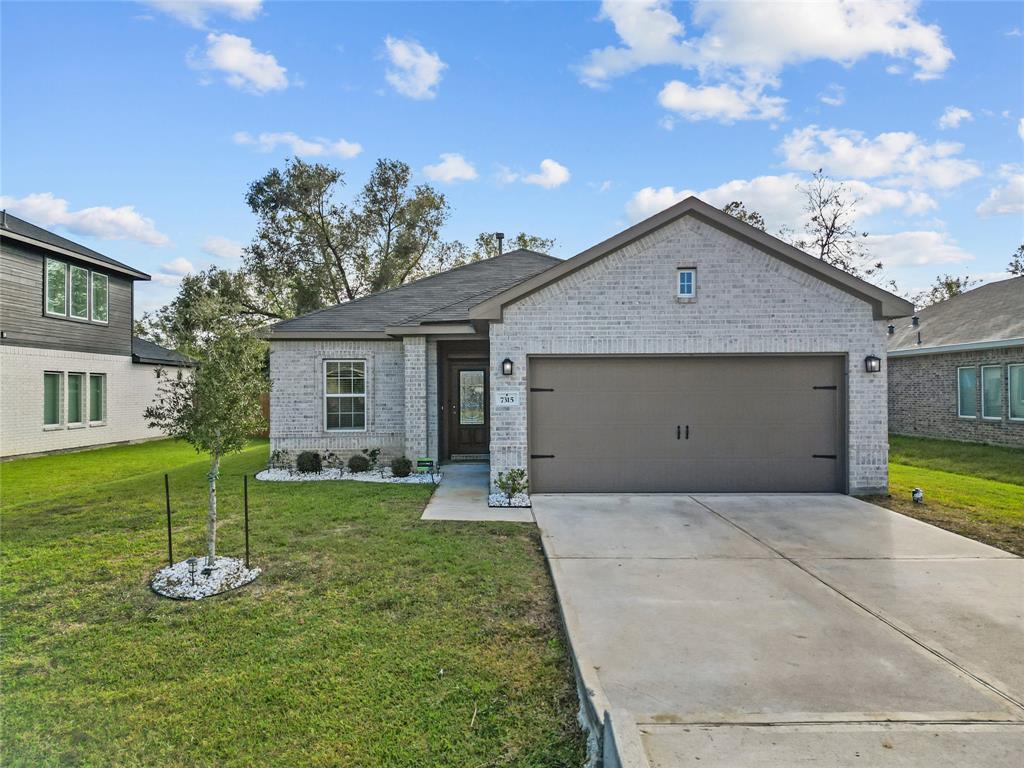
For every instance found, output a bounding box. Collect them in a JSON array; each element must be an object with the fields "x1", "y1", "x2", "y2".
[
  {"x1": 1009, "y1": 365, "x2": 1024, "y2": 421},
  {"x1": 46, "y1": 259, "x2": 67, "y2": 315},
  {"x1": 70, "y1": 265, "x2": 89, "y2": 320},
  {"x1": 67, "y1": 373, "x2": 84, "y2": 425},
  {"x1": 677, "y1": 268, "x2": 696, "y2": 298},
  {"x1": 89, "y1": 374, "x2": 106, "y2": 423},
  {"x1": 957, "y1": 367, "x2": 976, "y2": 418},
  {"x1": 91, "y1": 273, "x2": 109, "y2": 323},
  {"x1": 43, "y1": 372, "x2": 62, "y2": 426},
  {"x1": 981, "y1": 365, "x2": 1002, "y2": 420},
  {"x1": 324, "y1": 360, "x2": 366, "y2": 430}
]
